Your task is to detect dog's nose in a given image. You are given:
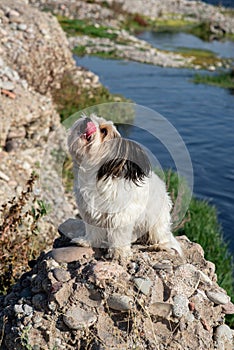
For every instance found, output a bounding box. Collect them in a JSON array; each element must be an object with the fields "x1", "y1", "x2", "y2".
[{"x1": 79, "y1": 117, "x2": 92, "y2": 134}]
